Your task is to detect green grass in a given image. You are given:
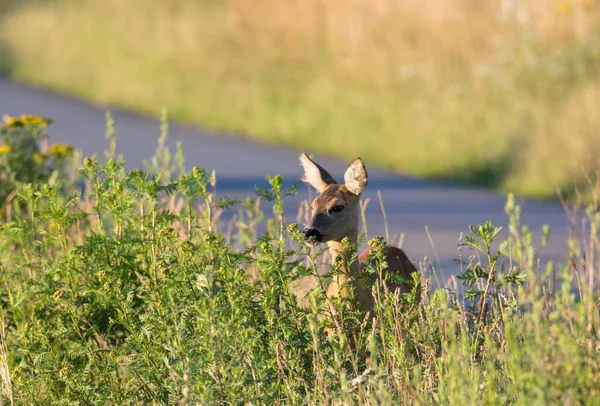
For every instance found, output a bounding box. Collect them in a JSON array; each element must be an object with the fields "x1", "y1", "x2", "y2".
[
  {"x1": 1, "y1": 115, "x2": 600, "y2": 404},
  {"x1": 1, "y1": 0, "x2": 600, "y2": 200}
]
